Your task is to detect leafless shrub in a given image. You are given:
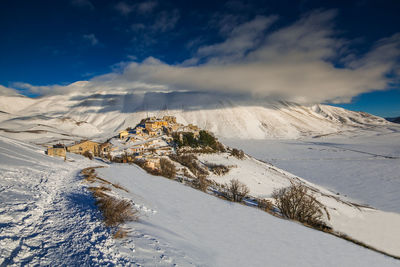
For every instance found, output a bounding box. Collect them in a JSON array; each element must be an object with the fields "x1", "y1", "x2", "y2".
[
  {"x1": 160, "y1": 158, "x2": 176, "y2": 179},
  {"x1": 83, "y1": 150, "x2": 94, "y2": 160},
  {"x1": 206, "y1": 163, "x2": 230, "y2": 176},
  {"x1": 95, "y1": 194, "x2": 138, "y2": 227},
  {"x1": 214, "y1": 142, "x2": 226, "y2": 152},
  {"x1": 225, "y1": 179, "x2": 249, "y2": 202},
  {"x1": 183, "y1": 168, "x2": 195, "y2": 179},
  {"x1": 272, "y1": 184, "x2": 327, "y2": 229},
  {"x1": 257, "y1": 198, "x2": 274, "y2": 211},
  {"x1": 191, "y1": 174, "x2": 209, "y2": 192},
  {"x1": 170, "y1": 154, "x2": 209, "y2": 177},
  {"x1": 230, "y1": 148, "x2": 245, "y2": 159}
]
